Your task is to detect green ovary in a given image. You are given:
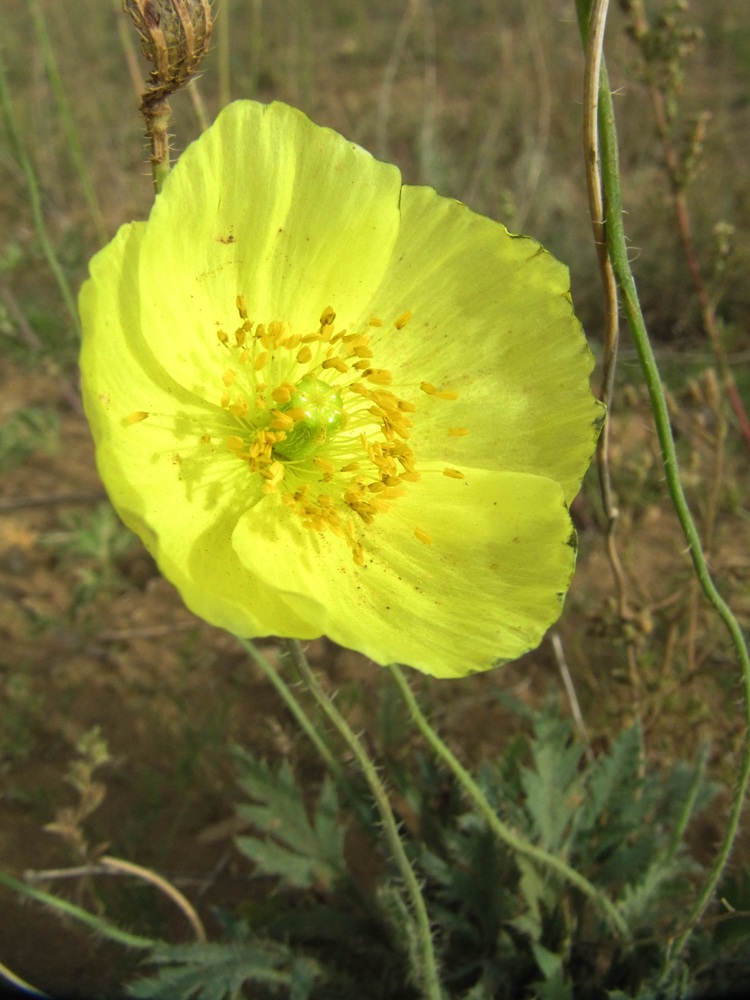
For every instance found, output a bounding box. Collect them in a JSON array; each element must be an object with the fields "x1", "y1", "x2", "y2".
[{"x1": 273, "y1": 376, "x2": 346, "y2": 461}]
